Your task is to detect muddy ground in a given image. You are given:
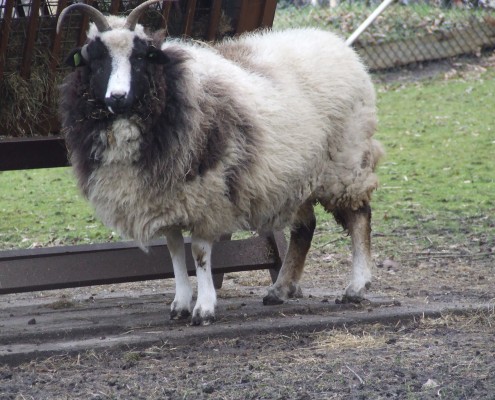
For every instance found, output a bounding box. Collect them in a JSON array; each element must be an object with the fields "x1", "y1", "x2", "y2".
[
  {"x1": 0, "y1": 248, "x2": 493, "y2": 400},
  {"x1": 1, "y1": 57, "x2": 494, "y2": 399},
  {"x1": 1, "y1": 208, "x2": 493, "y2": 399}
]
